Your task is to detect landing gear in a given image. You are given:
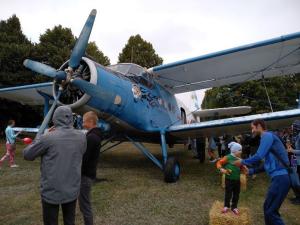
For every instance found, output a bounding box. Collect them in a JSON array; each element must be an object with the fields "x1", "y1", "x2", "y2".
[
  {"x1": 164, "y1": 157, "x2": 181, "y2": 183},
  {"x1": 125, "y1": 131, "x2": 181, "y2": 183},
  {"x1": 160, "y1": 131, "x2": 181, "y2": 183}
]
